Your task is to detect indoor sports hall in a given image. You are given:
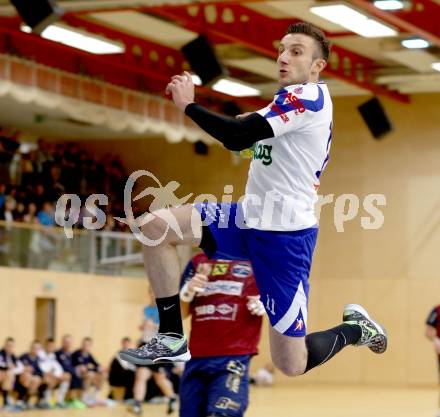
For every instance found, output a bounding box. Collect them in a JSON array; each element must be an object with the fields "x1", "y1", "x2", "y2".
[{"x1": 0, "y1": 0, "x2": 439, "y2": 416}]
